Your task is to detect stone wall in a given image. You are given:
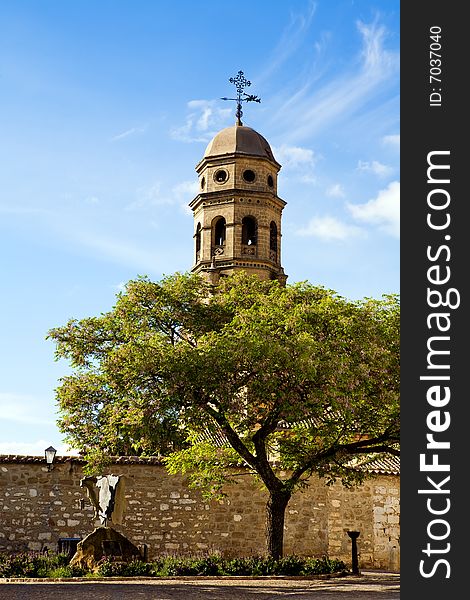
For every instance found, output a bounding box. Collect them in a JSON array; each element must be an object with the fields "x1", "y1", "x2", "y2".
[{"x1": 0, "y1": 456, "x2": 400, "y2": 570}]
